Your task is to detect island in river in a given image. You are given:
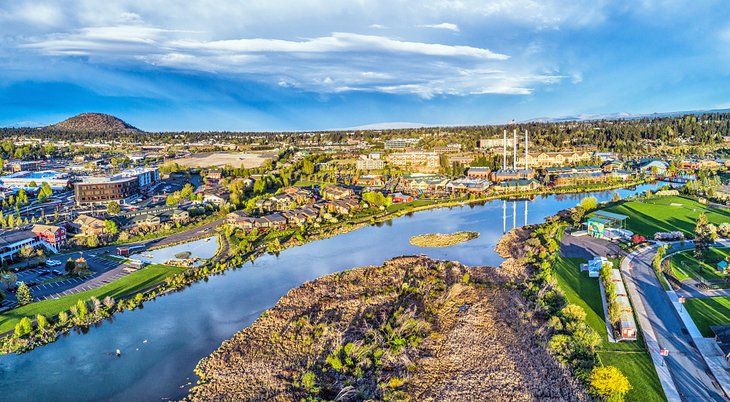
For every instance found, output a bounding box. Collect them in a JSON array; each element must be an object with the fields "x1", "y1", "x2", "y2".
[
  {"x1": 188, "y1": 256, "x2": 585, "y2": 401},
  {"x1": 409, "y1": 231, "x2": 480, "y2": 247}
]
